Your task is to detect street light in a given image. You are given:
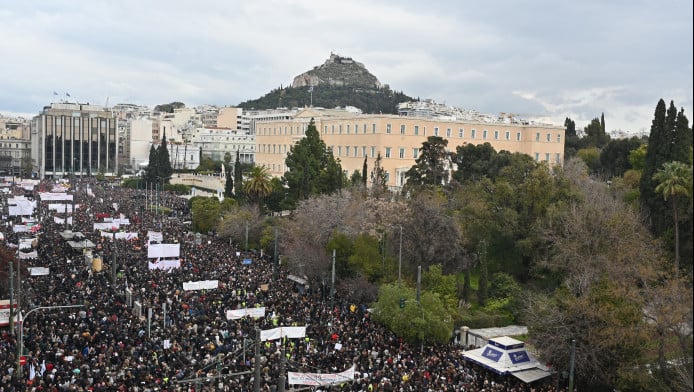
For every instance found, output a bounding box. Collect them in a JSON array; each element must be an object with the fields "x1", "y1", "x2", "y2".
[{"x1": 17, "y1": 305, "x2": 85, "y2": 379}]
